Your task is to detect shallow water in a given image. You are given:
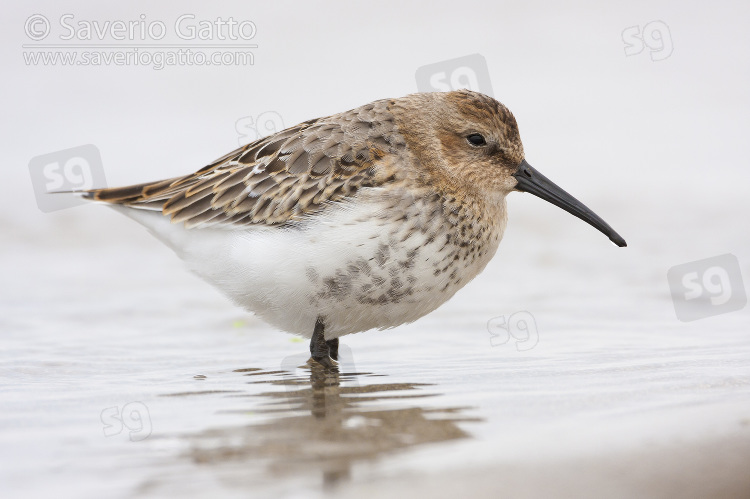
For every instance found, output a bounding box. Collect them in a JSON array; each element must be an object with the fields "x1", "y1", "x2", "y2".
[{"x1": 3, "y1": 194, "x2": 750, "y2": 498}]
